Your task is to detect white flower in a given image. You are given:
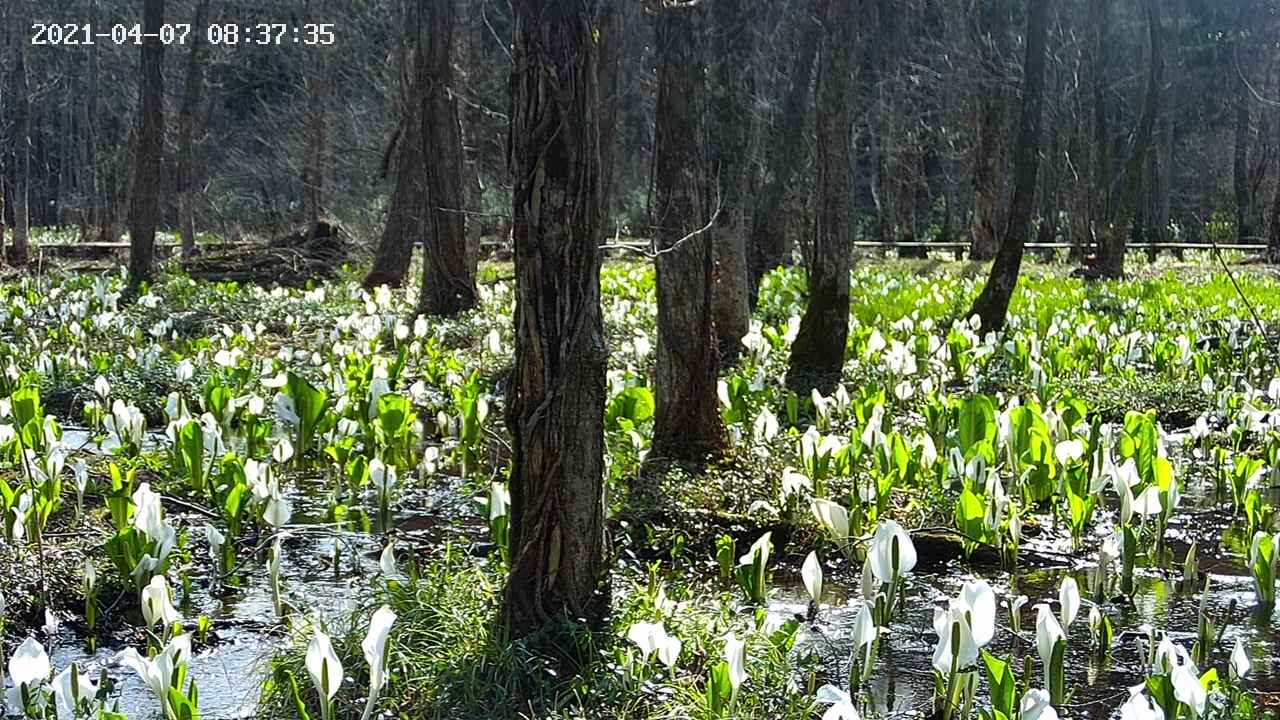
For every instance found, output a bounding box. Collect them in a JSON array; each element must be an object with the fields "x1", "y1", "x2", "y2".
[
  {"x1": 140, "y1": 575, "x2": 181, "y2": 629},
  {"x1": 379, "y1": 541, "x2": 401, "y2": 579},
  {"x1": 868, "y1": 519, "x2": 917, "y2": 583},
  {"x1": 360, "y1": 605, "x2": 397, "y2": 720},
  {"x1": 932, "y1": 600, "x2": 979, "y2": 674},
  {"x1": 1171, "y1": 664, "x2": 1206, "y2": 717},
  {"x1": 801, "y1": 552, "x2": 824, "y2": 605},
  {"x1": 8, "y1": 636, "x2": 50, "y2": 695},
  {"x1": 1018, "y1": 688, "x2": 1059, "y2": 720},
  {"x1": 1034, "y1": 604, "x2": 1065, "y2": 671},
  {"x1": 114, "y1": 634, "x2": 192, "y2": 716},
  {"x1": 50, "y1": 662, "x2": 98, "y2": 717},
  {"x1": 1119, "y1": 690, "x2": 1165, "y2": 720},
  {"x1": 306, "y1": 630, "x2": 344, "y2": 701},
  {"x1": 816, "y1": 684, "x2": 861, "y2": 720},
  {"x1": 1059, "y1": 577, "x2": 1080, "y2": 629},
  {"x1": 1230, "y1": 638, "x2": 1251, "y2": 681},
  {"x1": 723, "y1": 632, "x2": 747, "y2": 691}
]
